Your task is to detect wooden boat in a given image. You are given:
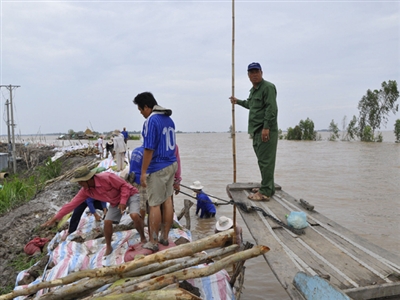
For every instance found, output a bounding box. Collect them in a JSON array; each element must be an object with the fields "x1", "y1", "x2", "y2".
[{"x1": 226, "y1": 182, "x2": 400, "y2": 300}]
